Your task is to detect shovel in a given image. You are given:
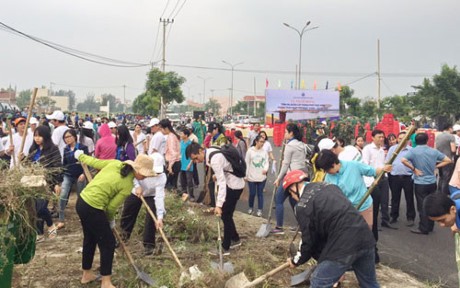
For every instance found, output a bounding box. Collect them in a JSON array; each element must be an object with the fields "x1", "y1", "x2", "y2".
[
  {"x1": 81, "y1": 164, "x2": 155, "y2": 286},
  {"x1": 139, "y1": 195, "x2": 203, "y2": 281},
  {"x1": 113, "y1": 228, "x2": 156, "y2": 286},
  {"x1": 256, "y1": 143, "x2": 286, "y2": 238},
  {"x1": 290, "y1": 265, "x2": 316, "y2": 287},
  {"x1": 210, "y1": 183, "x2": 234, "y2": 274},
  {"x1": 225, "y1": 262, "x2": 290, "y2": 288}
]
